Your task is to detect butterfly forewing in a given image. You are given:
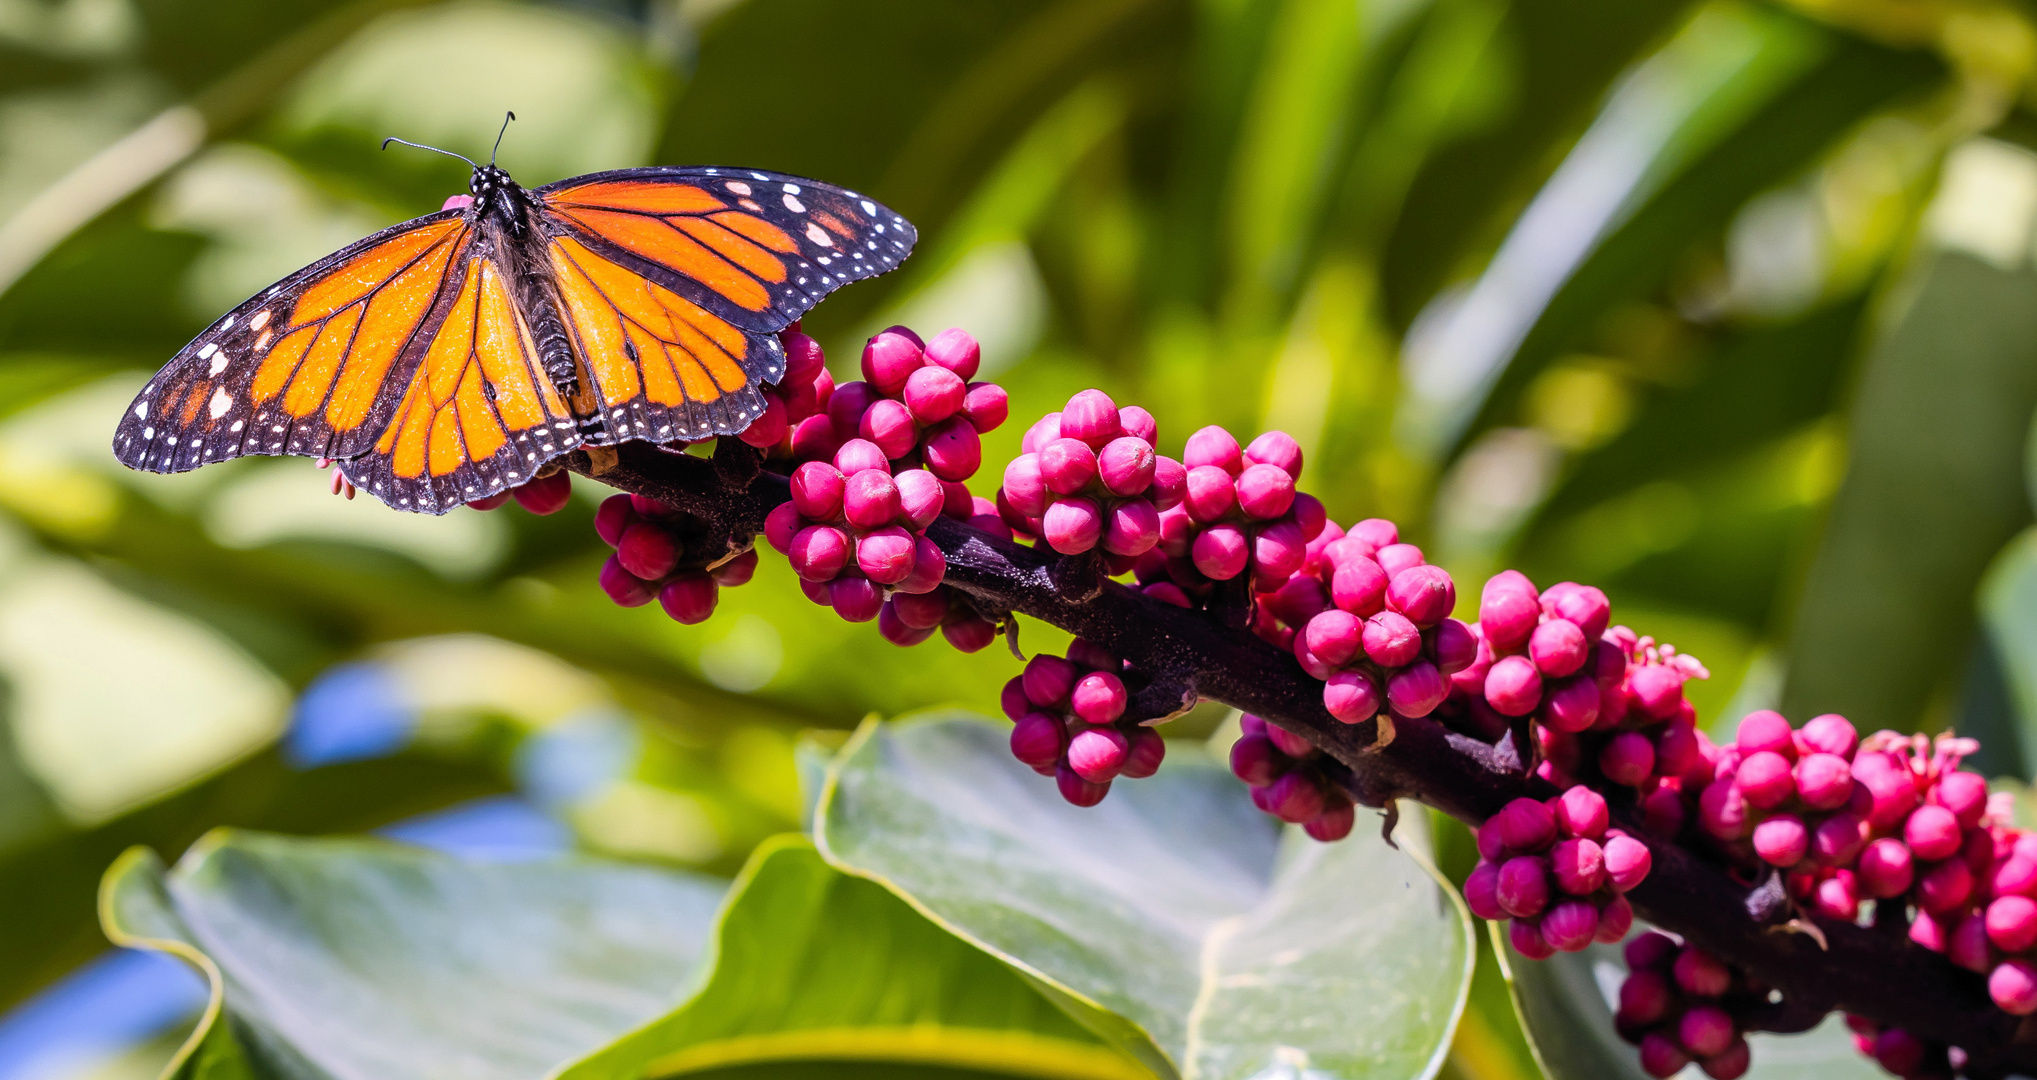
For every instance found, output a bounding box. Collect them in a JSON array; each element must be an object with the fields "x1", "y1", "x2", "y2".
[{"x1": 113, "y1": 211, "x2": 473, "y2": 477}]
